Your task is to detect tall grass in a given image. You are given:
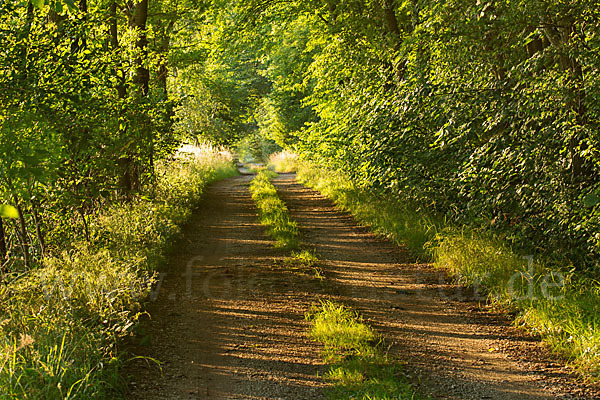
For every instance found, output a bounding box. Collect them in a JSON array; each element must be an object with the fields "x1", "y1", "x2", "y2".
[
  {"x1": 431, "y1": 231, "x2": 600, "y2": 379},
  {"x1": 306, "y1": 301, "x2": 421, "y2": 399},
  {"x1": 250, "y1": 170, "x2": 299, "y2": 249},
  {"x1": 268, "y1": 150, "x2": 298, "y2": 173},
  {"x1": 0, "y1": 144, "x2": 237, "y2": 398},
  {"x1": 297, "y1": 160, "x2": 600, "y2": 381}
]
